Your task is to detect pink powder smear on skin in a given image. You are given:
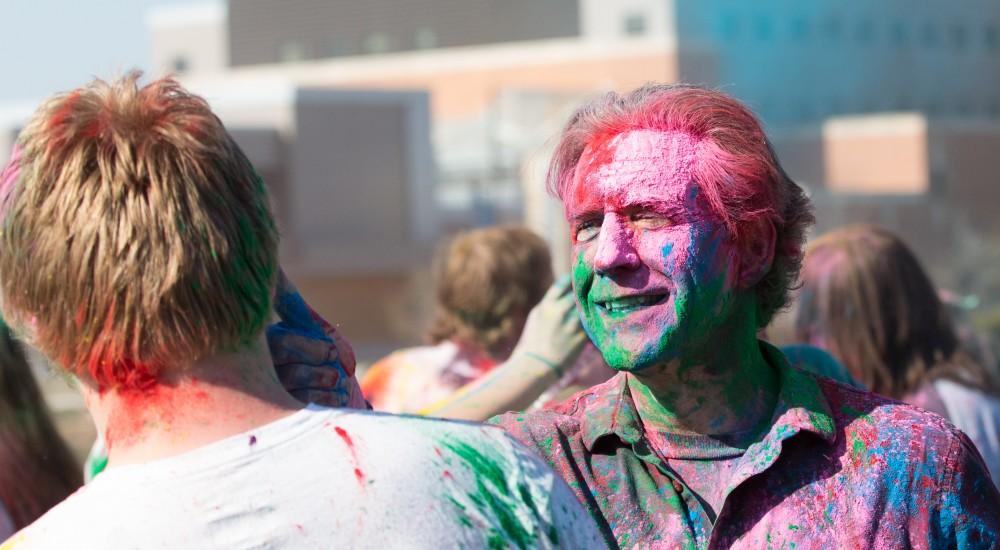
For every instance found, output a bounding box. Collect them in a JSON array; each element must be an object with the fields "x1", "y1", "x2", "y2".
[{"x1": 572, "y1": 130, "x2": 701, "y2": 216}]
